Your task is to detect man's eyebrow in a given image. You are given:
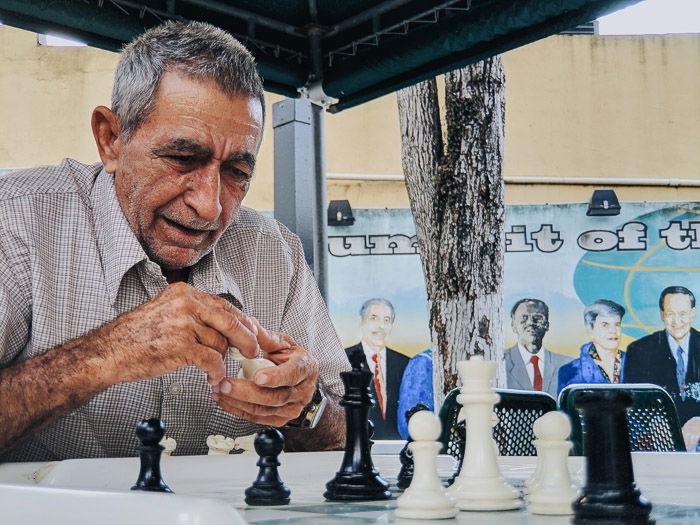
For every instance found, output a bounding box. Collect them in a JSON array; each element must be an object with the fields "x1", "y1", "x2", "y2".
[
  {"x1": 153, "y1": 138, "x2": 212, "y2": 157},
  {"x1": 224, "y1": 152, "x2": 257, "y2": 171}
]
